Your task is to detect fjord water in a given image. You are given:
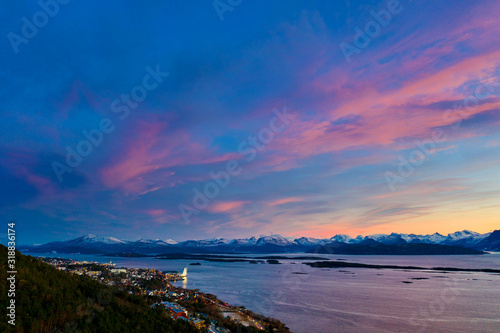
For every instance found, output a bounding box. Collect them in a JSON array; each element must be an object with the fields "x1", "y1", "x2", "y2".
[{"x1": 34, "y1": 252, "x2": 500, "y2": 332}]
